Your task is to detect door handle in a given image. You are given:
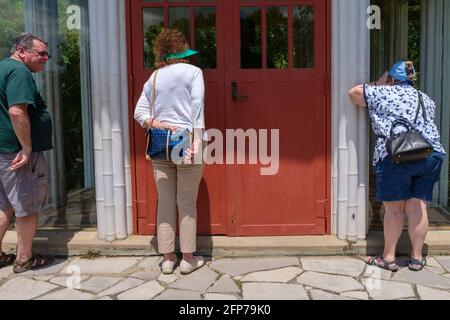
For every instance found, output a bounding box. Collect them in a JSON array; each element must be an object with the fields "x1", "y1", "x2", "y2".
[{"x1": 231, "y1": 82, "x2": 248, "y2": 102}]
